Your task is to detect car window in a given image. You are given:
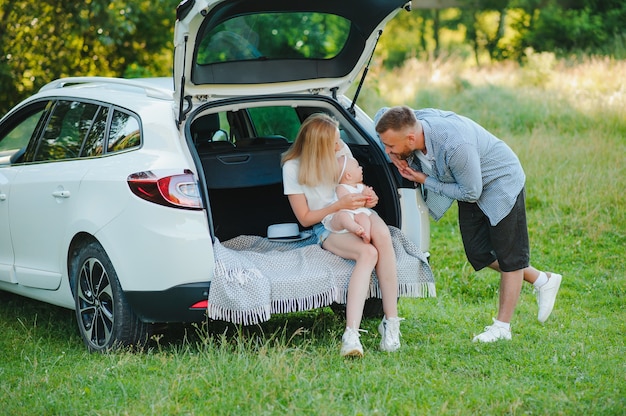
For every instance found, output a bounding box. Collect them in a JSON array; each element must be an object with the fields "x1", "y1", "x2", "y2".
[
  {"x1": 107, "y1": 109, "x2": 141, "y2": 153},
  {"x1": 35, "y1": 100, "x2": 99, "y2": 161},
  {"x1": 0, "y1": 110, "x2": 45, "y2": 153},
  {"x1": 82, "y1": 106, "x2": 109, "y2": 157},
  {"x1": 248, "y1": 106, "x2": 300, "y2": 141},
  {"x1": 196, "y1": 12, "x2": 351, "y2": 65}
]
